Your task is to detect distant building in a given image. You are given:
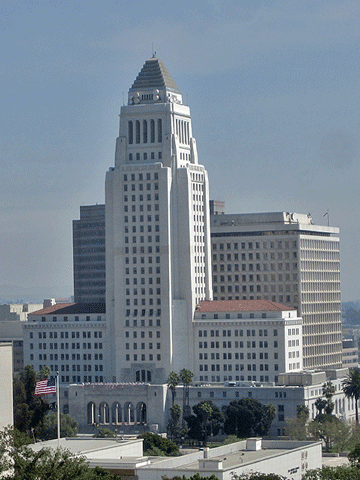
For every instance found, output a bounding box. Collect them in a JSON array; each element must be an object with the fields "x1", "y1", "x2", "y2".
[
  {"x1": 0, "y1": 342, "x2": 13, "y2": 429},
  {"x1": 193, "y1": 299, "x2": 302, "y2": 384},
  {"x1": 73, "y1": 205, "x2": 106, "y2": 304},
  {"x1": 210, "y1": 200, "x2": 225, "y2": 215},
  {"x1": 210, "y1": 212, "x2": 342, "y2": 371},
  {"x1": 342, "y1": 337, "x2": 358, "y2": 369},
  {"x1": 0, "y1": 302, "x2": 43, "y2": 373}
]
